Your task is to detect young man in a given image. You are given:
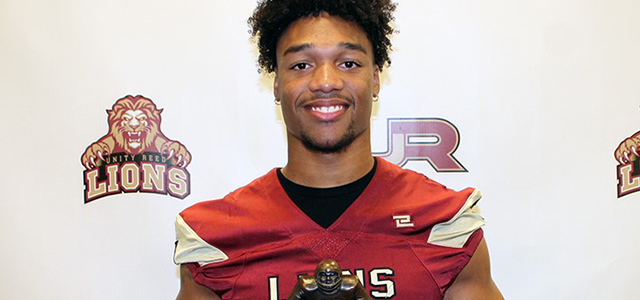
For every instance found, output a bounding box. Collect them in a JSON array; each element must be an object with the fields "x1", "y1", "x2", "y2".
[{"x1": 175, "y1": 1, "x2": 503, "y2": 299}]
